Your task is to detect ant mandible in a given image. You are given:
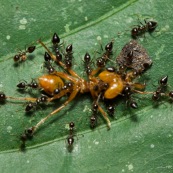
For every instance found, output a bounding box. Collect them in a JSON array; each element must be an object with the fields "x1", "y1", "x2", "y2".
[{"x1": 131, "y1": 19, "x2": 157, "y2": 39}]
